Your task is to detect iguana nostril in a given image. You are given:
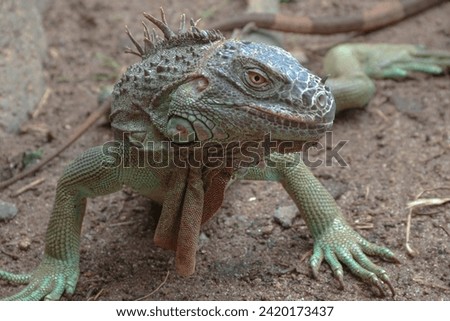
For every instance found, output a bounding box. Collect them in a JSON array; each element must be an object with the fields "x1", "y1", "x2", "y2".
[{"x1": 316, "y1": 92, "x2": 327, "y2": 107}]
